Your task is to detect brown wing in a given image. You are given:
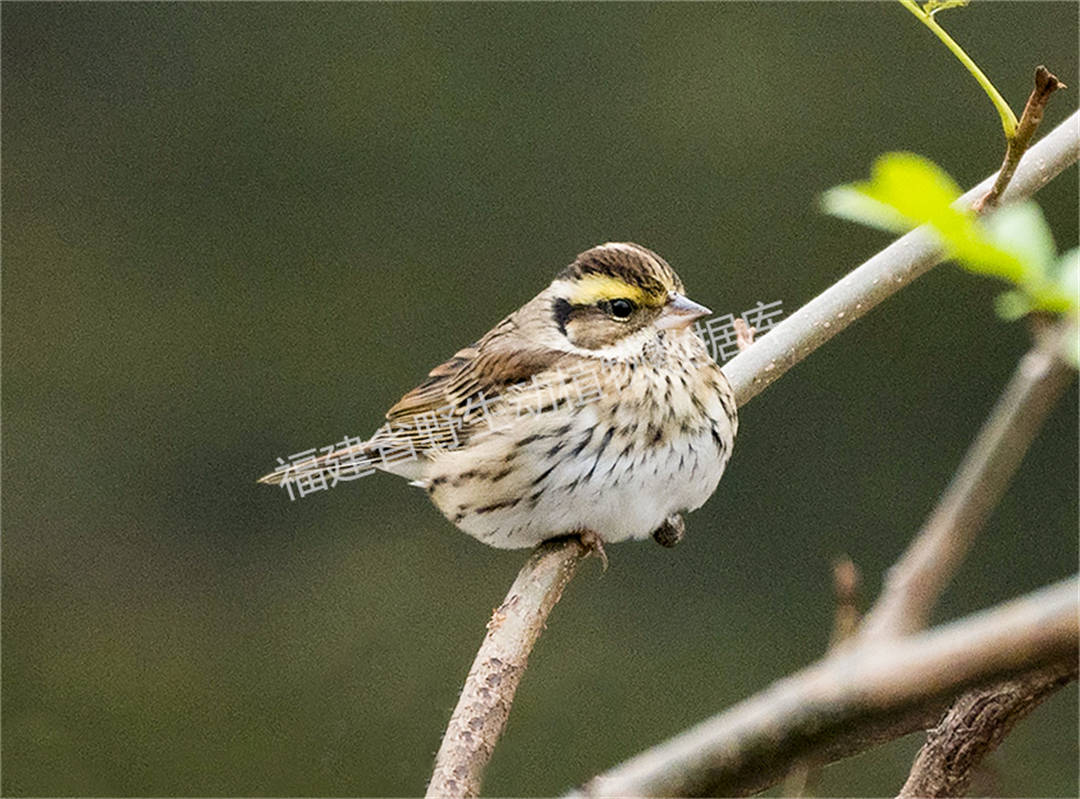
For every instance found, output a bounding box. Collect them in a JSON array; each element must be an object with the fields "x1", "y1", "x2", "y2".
[
  {"x1": 380, "y1": 315, "x2": 568, "y2": 455},
  {"x1": 385, "y1": 344, "x2": 482, "y2": 421}
]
